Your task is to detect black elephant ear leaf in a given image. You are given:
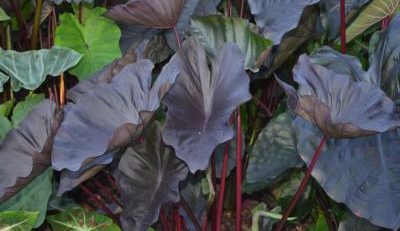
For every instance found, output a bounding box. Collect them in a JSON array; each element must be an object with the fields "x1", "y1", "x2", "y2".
[
  {"x1": 293, "y1": 117, "x2": 400, "y2": 230},
  {"x1": 248, "y1": 0, "x2": 320, "y2": 44},
  {"x1": 105, "y1": 0, "x2": 186, "y2": 29},
  {"x1": 116, "y1": 122, "x2": 188, "y2": 231},
  {"x1": 162, "y1": 38, "x2": 251, "y2": 172},
  {"x1": 0, "y1": 100, "x2": 63, "y2": 203},
  {"x1": 276, "y1": 54, "x2": 400, "y2": 138},
  {"x1": 52, "y1": 57, "x2": 180, "y2": 172}
]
